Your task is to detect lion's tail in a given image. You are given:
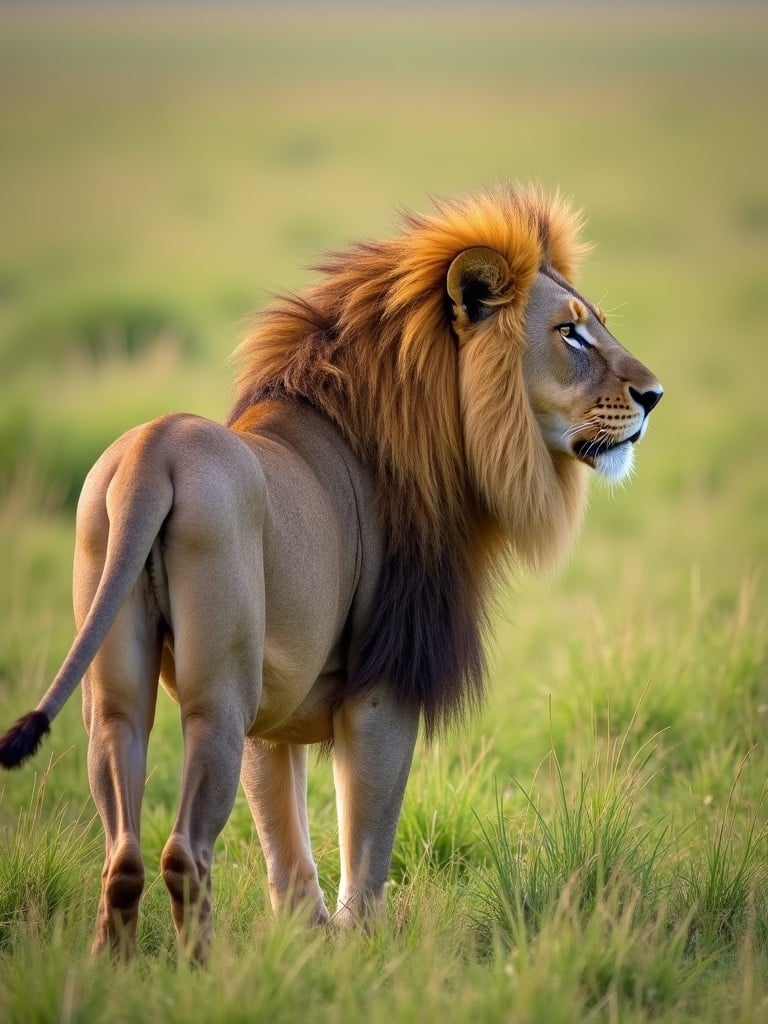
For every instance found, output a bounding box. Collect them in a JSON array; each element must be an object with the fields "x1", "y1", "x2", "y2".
[{"x1": 0, "y1": 435, "x2": 174, "y2": 770}]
